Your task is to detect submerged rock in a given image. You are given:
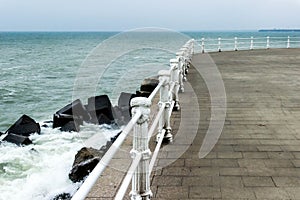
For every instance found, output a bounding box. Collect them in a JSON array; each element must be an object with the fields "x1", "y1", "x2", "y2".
[
  {"x1": 110, "y1": 131, "x2": 122, "y2": 143},
  {"x1": 69, "y1": 147, "x2": 104, "y2": 183},
  {"x1": 60, "y1": 121, "x2": 80, "y2": 132},
  {"x1": 5, "y1": 115, "x2": 40, "y2": 137},
  {"x1": 3, "y1": 133, "x2": 32, "y2": 146},
  {"x1": 52, "y1": 193, "x2": 71, "y2": 200}
]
